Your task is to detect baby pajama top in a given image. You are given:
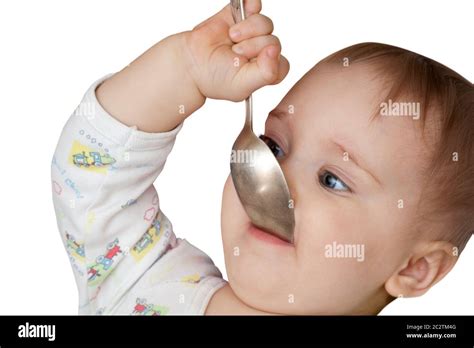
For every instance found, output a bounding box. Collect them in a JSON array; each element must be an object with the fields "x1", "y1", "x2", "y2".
[{"x1": 51, "y1": 75, "x2": 227, "y2": 315}]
